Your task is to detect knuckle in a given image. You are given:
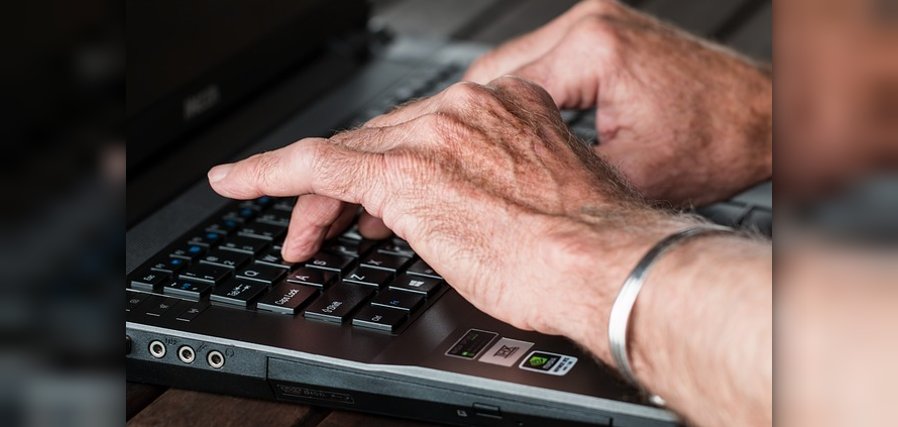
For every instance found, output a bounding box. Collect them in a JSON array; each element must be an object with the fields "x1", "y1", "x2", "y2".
[
  {"x1": 576, "y1": 0, "x2": 623, "y2": 17},
  {"x1": 443, "y1": 81, "x2": 494, "y2": 106},
  {"x1": 491, "y1": 75, "x2": 557, "y2": 112},
  {"x1": 491, "y1": 74, "x2": 540, "y2": 94},
  {"x1": 417, "y1": 112, "x2": 470, "y2": 144},
  {"x1": 308, "y1": 142, "x2": 337, "y2": 193},
  {"x1": 569, "y1": 14, "x2": 621, "y2": 48},
  {"x1": 249, "y1": 151, "x2": 279, "y2": 190},
  {"x1": 356, "y1": 155, "x2": 389, "y2": 215}
]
